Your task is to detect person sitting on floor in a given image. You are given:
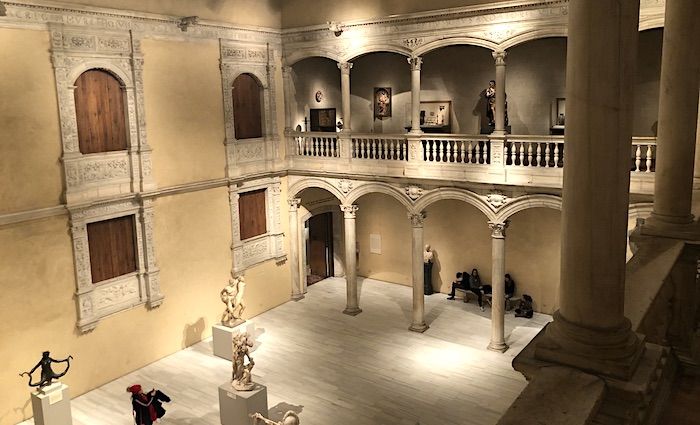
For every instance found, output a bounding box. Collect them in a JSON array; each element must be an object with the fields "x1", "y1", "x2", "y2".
[
  {"x1": 514, "y1": 294, "x2": 534, "y2": 318},
  {"x1": 446, "y1": 272, "x2": 467, "y2": 300},
  {"x1": 468, "y1": 268, "x2": 486, "y2": 312}
]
